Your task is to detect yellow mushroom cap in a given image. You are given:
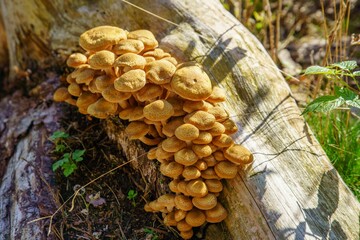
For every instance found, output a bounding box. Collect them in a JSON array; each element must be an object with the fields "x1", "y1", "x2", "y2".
[
  {"x1": 185, "y1": 208, "x2": 206, "y2": 227},
  {"x1": 192, "y1": 193, "x2": 217, "y2": 210},
  {"x1": 102, "y1": 85, "x2": 132, "y2": 103},
  {"x1": 161, "y1": 136, "x2": 186, "y2": 153},
  {"x1": 94, "y1": 75, "x2": 115, "y2": 91},
  {"x1": 201, "y1": 167, "x2": 219, "y2": 180},
  {"x1": 66, "y1": 53, "x2": 87, "y2": 68},
  {"x1": 114, "y1": 69, "x2": 146, "y2": 92},
  {"x1": 184, "y1": 110, "x2": 216, "y2": 130},
  {"x1": 157, "y1": 194, "x2": 176, "y2": 212},
  {"x1": 192, "y1": 144, "x2": 213, "y2": 158},
  {"x1": 53, "y1": 87, "x2": 72, "y2": 102},
  {"x1": 171, "y1": 62, "x2": 212, "y2": 101},
  {"x1": 79, "y1": 26, "x2": 127, "y2": 51},
  {"x1": 214, "y1": 161, "x2": 238, "y2": 179},
  {"x1": 156, "y1": 144, "x2": 174, "y2": 161},
  {"x1": 87, "y1": 98, "x2": 118, "y2": 119},
  {"x1": 145, "y1": 59, "x2": 177, "y2": 85},
  {"x1": 127, "y1": 29, "x2": 158, "y2": 50},
  {"x1": 74, "y1": 67, "x2": 95, "y2": 85},
  {"x1": 222, "y1": 119, "x2": 238, "y2": 135},
  {"x1": 224, "y1": 144, "x2": 253, "y2": 165},
  {"x1": 180, "y1": 229, "x2": 194, "y2": 240},
  {"x1": 160, "y1": 161, "x2": 183, "y2": 178},
  {"x1": 205, "y1": 179, "x2": 223, "y2": 193},
  {"x1": 205, "y1": 202, "x2": 228, "y2": 223},
  {"x1": 163, "y1": 211, "x2": 177, "y2": 226},
  {"x1": 166, "y1": 97, "x2": 186, "y2": 117},
  {"x1": 175, "y1": 123, "x2": 200, "y2": 141},
  {"x1": 135, "y1": 83, "x2": 163, "y2": 102},
  {"x1": 203, "y1": 154, "x2": 217, "y2": 167},
  {"x1": 143, "y1": 99, "x2": 174, "y2": 121},
  {"x1": 177, "y1": 220, "x2": 192, "y2": 232},
  {"x1": 162, "y1": 117, "x2": 184, "y2": 137},
  {"x1": 88, "y1": 50, "x2": 116, "y2": 69},
  {"x1": 183, "y1": 100, "x2": 211, "y2": 113},
  {"x1": 182, "y1": 166, "x2": 201, "y2": 180},
  {"x1": 207, "y1": 106, "x2": 229, "y2": 122},
  {"x1": 76, "y1": 92, "x2": 100, "y2": 112},
  {"x1": 186, "y1": 179, "x2": 208, "y2": 198},
  {"x1": 68, "y1": 83, "x2": 82, "y2": 97},
  {"x1": 212, "y1": 134, "x2": 234, "y2": 148},
  {"x1": 193, "y1": 131, "x2": 213, "y2": 144},
  {"x1": 174, "y1": 148, "x2": 198, "y2": 166},
  {"x1": 112, "y1": 39, "x2": 145, "y2": 55},
  {"x1": 207, "y1": 122, "x2": 226, "y2": 136},
  {"x1": 177, "y1": 181, "x2": 189, "y2": 195},
  {"x1": 125, "y1": 121, "x2": 149, "y2": 139},
  {"x1": 143, "y1": 48, "x2": 171, "y2": 59},
  {"x1": 174, "y1": 209, "x2": 187, "y2": 222},
  {"x1": 206, "y1": 86, "x2": 226, "y2": 103},
  {"x1": 113, "y1": 52, "x2": 146, "y2": 69},
  {"x1": 174, "y1": 195, "x2": 193, "y2": 211}
]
